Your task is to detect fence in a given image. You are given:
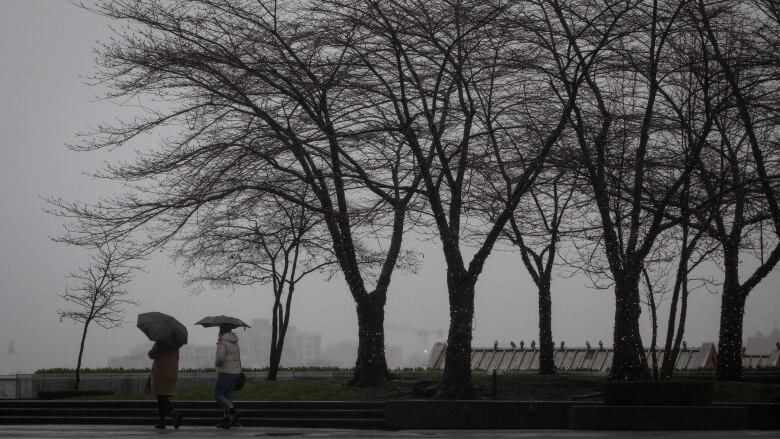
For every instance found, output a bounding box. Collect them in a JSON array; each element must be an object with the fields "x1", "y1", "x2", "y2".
[{"x1": 0, "y1": 370, "x2": 354, "y2": 399}]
